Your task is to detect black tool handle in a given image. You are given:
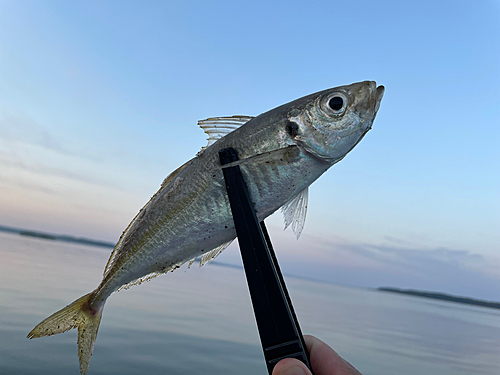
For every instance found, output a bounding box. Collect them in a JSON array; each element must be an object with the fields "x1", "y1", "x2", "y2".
[{"x1": 219, "y1": 147, "x2": 312, "y2": 374}]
